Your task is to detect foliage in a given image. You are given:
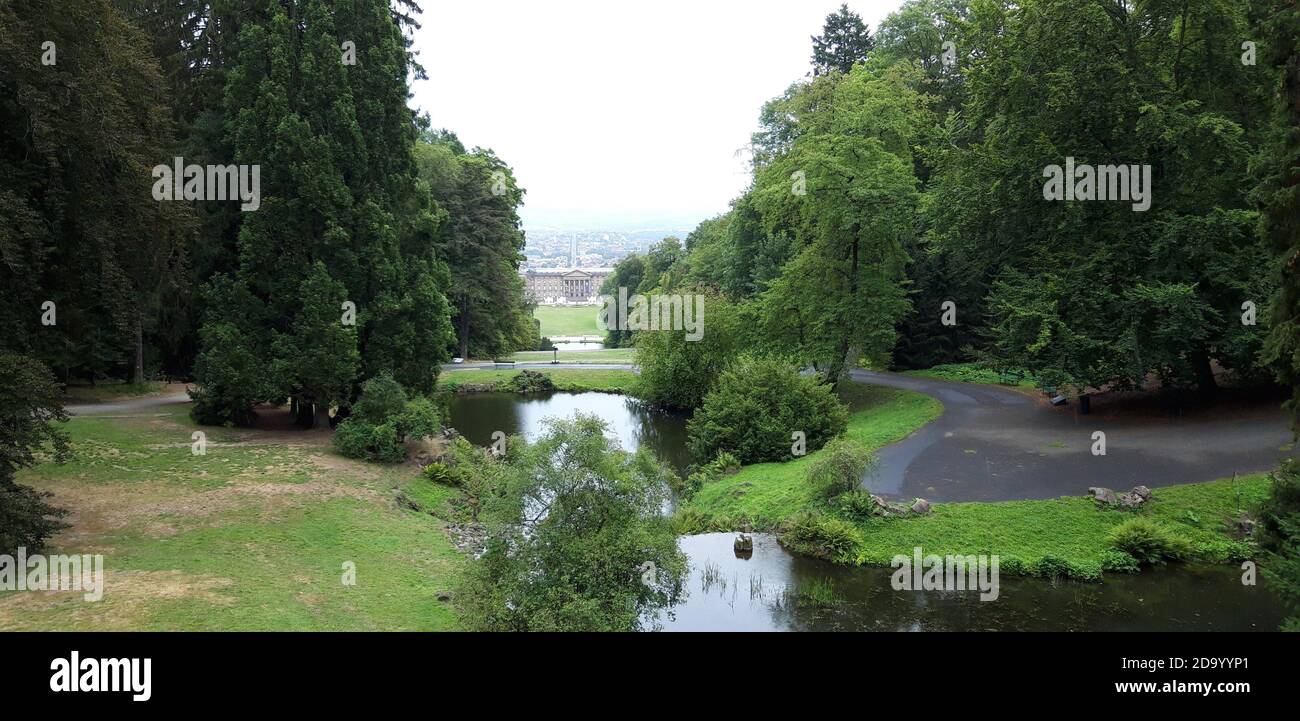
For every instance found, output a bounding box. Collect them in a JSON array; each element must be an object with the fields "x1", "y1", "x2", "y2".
[
  {"x1": 634, "y1": 292, "x2": 745, "y2": 410},
  {"x1": 460, "y1": 414, "x2": 686, "y2": 631},
  {"x1": 1255, "y1": 460, "x2": 1300, "y2": 630},
  {"x1": 780, "y1": 511, "x2": 860, "y2": 563},
  {"x1": 687, "y1": 355, "x2": 848, "y2": 464},
  {"x1": 810, "y1": 3, "x2": 874, "y2": 76},
  {"x1": 1105, "y1": 518, "x2": 1193, "y2": 566},
  {"x1": 0, "y1": 353, "x2": 70, "y2": 554},
  {"x1": 805, "y1": 436, "x2": 875, "y2": 500},
  {"x1": 333, "y1": 374, "x2": 440, "y2": 463},
  {"x1": 505, "y1": 370, "x2": 555, "y2": 394}
]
